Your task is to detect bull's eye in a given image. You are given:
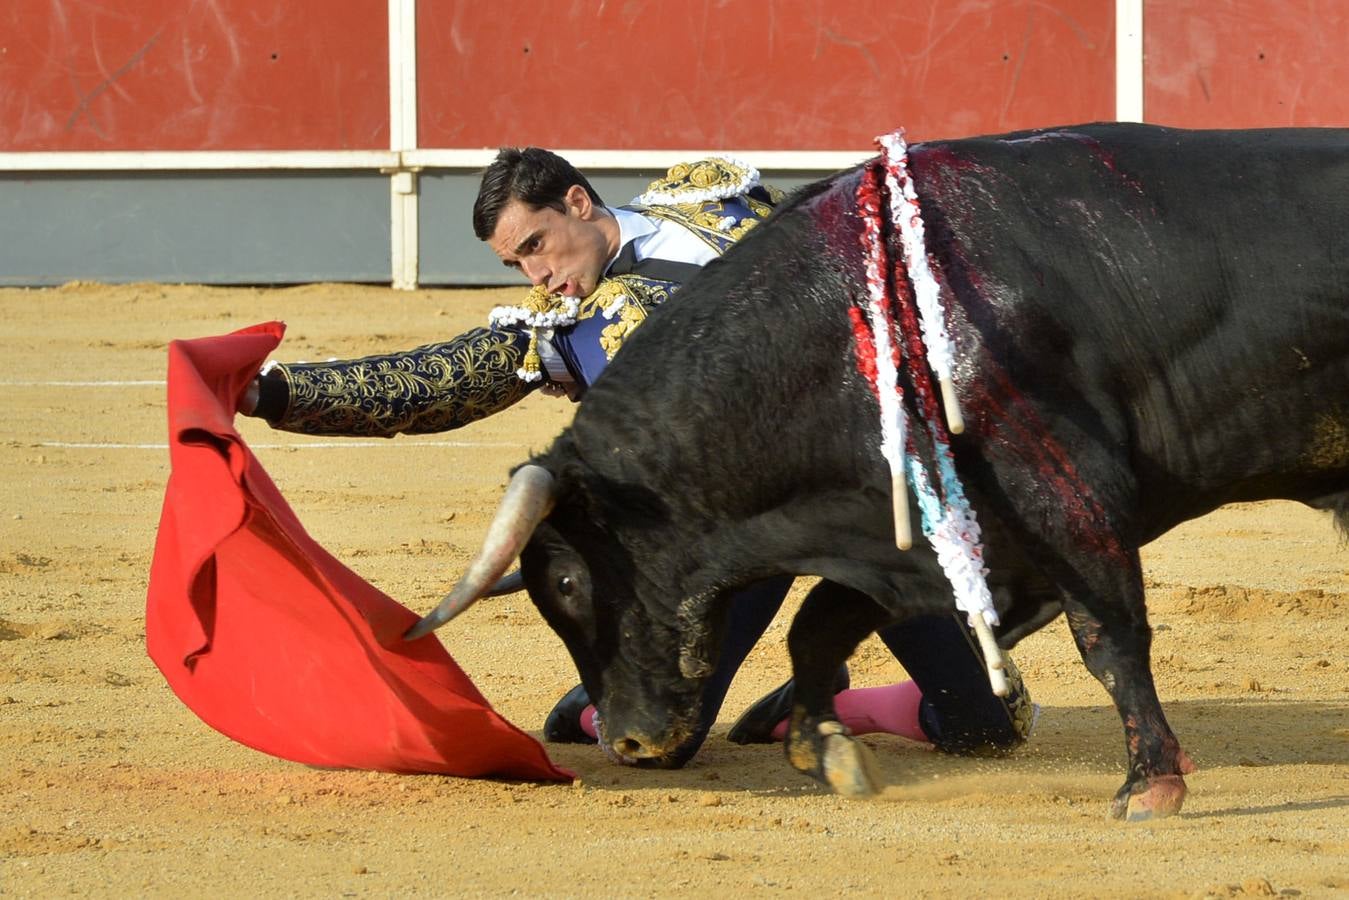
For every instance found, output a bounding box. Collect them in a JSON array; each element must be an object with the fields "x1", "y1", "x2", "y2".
[{"x1": 557, "y1": 575, "x2": 575, "y2": 596}]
